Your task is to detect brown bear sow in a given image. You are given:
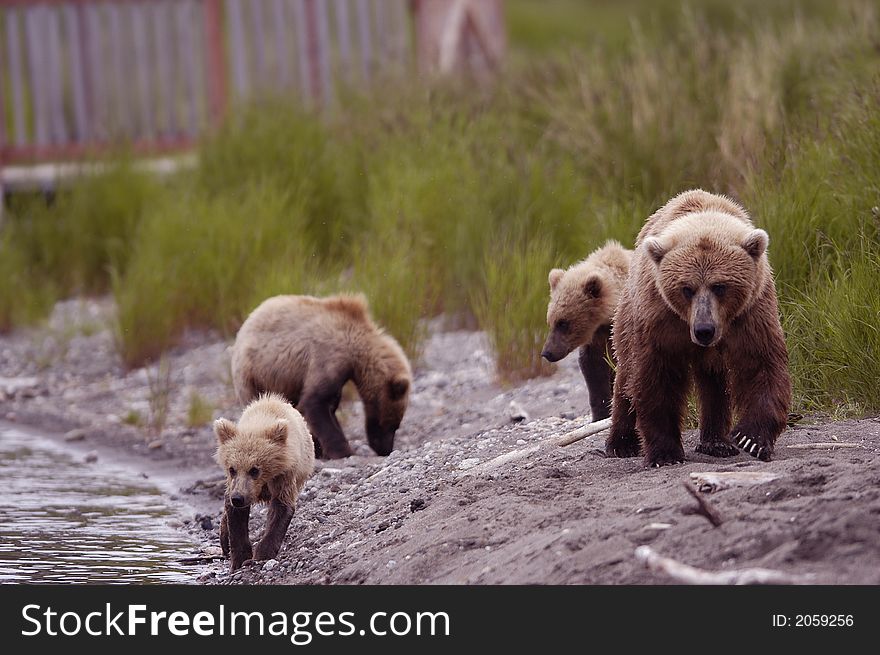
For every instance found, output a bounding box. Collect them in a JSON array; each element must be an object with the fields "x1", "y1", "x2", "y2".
[
  {"x1": 214, "y1": 393, "x2": 315, "y2": 571},
  {"x1": 608, "y1": 189, "x2": 791, "y2": 467},
  {"x1": 542, "y1": 241, "x2": 632, "y2": 421},
  {"x1": 231, "y1": 294, "x2": 412, "y2": 459}
]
